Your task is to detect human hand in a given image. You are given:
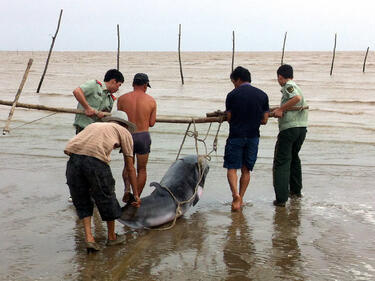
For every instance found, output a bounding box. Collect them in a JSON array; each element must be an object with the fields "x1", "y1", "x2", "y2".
[
  {"x1": 272, "y1": 108, "x2": 284, "y2": 118},
  {"x1": 96, "y1": 111, "x2": 105, "y2": 119},
  {"x1": 131, "y1": 196, "x2": 141, "y2": 208},
  {"x1": 84, "y1": 106, "x2": 97, "y2": 116},
  {"x1": 122, "y1": 191, "x2": 131, "y2": 203}
]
